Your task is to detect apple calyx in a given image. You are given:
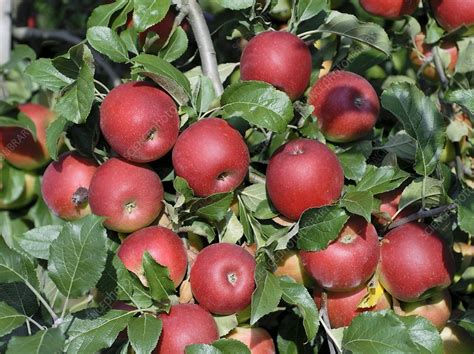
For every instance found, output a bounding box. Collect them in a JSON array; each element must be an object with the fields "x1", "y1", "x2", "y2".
[
  {"x1": 71, "y1": 187, "x2": 89, "y2": 206},
  {"x1": 125, "y1": 201, "x2": 137, "y2": 214},
  {"x1": 227, "y1": 272, "x2": 238, "y2": 285}
]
